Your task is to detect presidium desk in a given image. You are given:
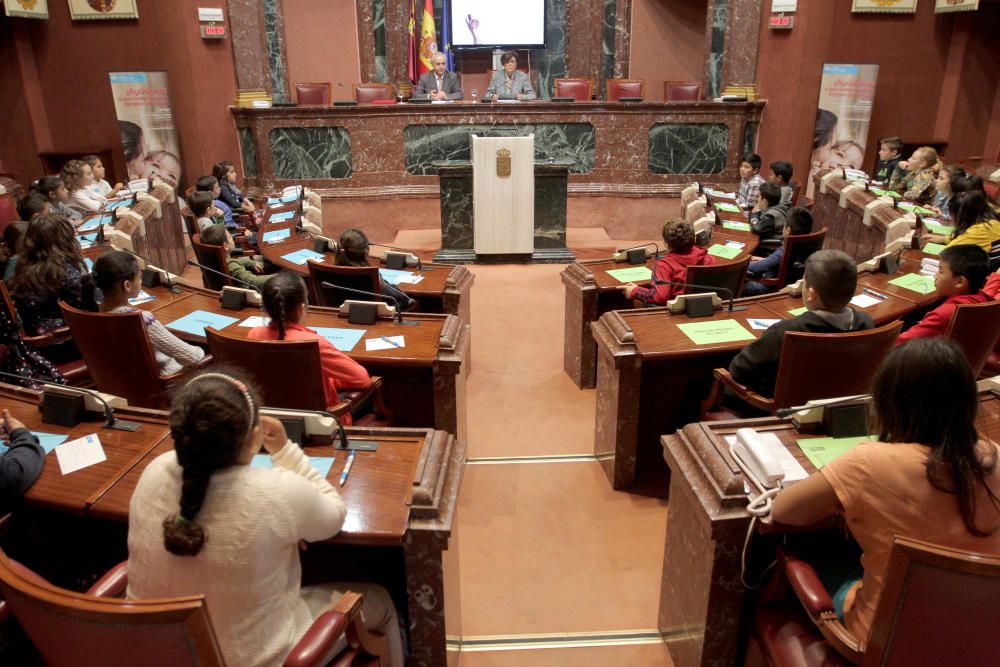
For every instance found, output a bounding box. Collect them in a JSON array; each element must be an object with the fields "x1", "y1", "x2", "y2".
[{"x1": 230, "y1": 100, "x2": 765, "y2": 199}]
